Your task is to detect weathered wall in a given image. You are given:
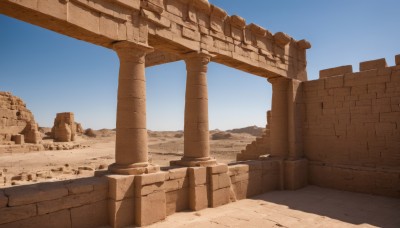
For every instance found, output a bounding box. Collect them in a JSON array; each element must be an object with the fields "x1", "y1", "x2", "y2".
[
  {"x1": 108, "y1": 160, "x2": 282, "y2": 226},
  {"x1": 0, "y1": 177, "x2": 108, "y2": 228},
  {"x1": 51, "y1": 112, "x2": 77, "y2": 142},
  {"x1": 0, "y1": 92, "x2": 41, "y2": 144},
  {"x1": 237, "y1": 111, "x2": 271, "y2": 161},
  {"x1": 302, "y1": 56, "x2": 400, "y2": 197},
  {"x1": 0, "y1": 160, "x2": 282, "y2": 227}
]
